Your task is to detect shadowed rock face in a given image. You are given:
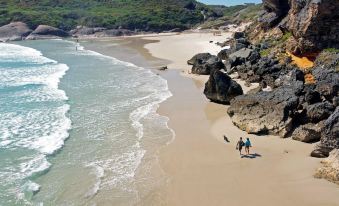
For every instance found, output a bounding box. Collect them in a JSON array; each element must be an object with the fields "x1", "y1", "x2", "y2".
[
  {"x1": 261, "y1": 0, "x2": 339, "y2": 53},
  {"x1": 285, "y1": 0, "x2": 339, "y2": 53},
  {"x1": 263, "y1": 0, "x2": 290, "y2": 16},
  {"x1": 204, "y1": 70, "x2": 243, "y2": 104}
]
